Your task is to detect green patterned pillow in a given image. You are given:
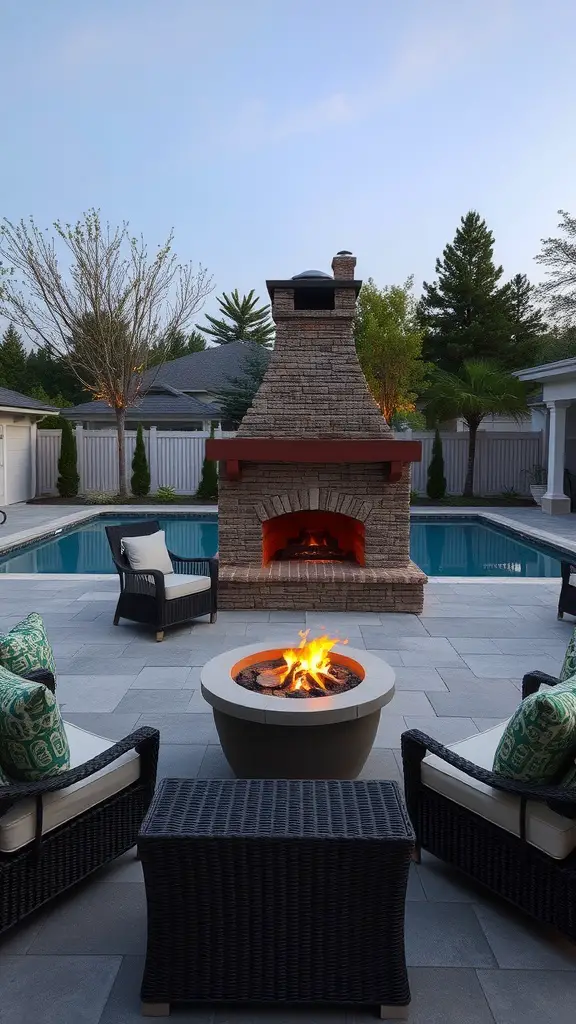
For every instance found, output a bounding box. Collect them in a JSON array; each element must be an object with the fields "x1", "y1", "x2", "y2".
[
  {"x1": 0, "y1": 665, "x2": 69, "y2": 781},
  {"x1": 0, "y1": 613, "x2": 56, "y2": 683},
  {"x1": 493, "y1": 679, "x2": 576, "y2": 783},
  {"x1": 559, "y1": 627, "x2": 576, "y2": 682}
]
